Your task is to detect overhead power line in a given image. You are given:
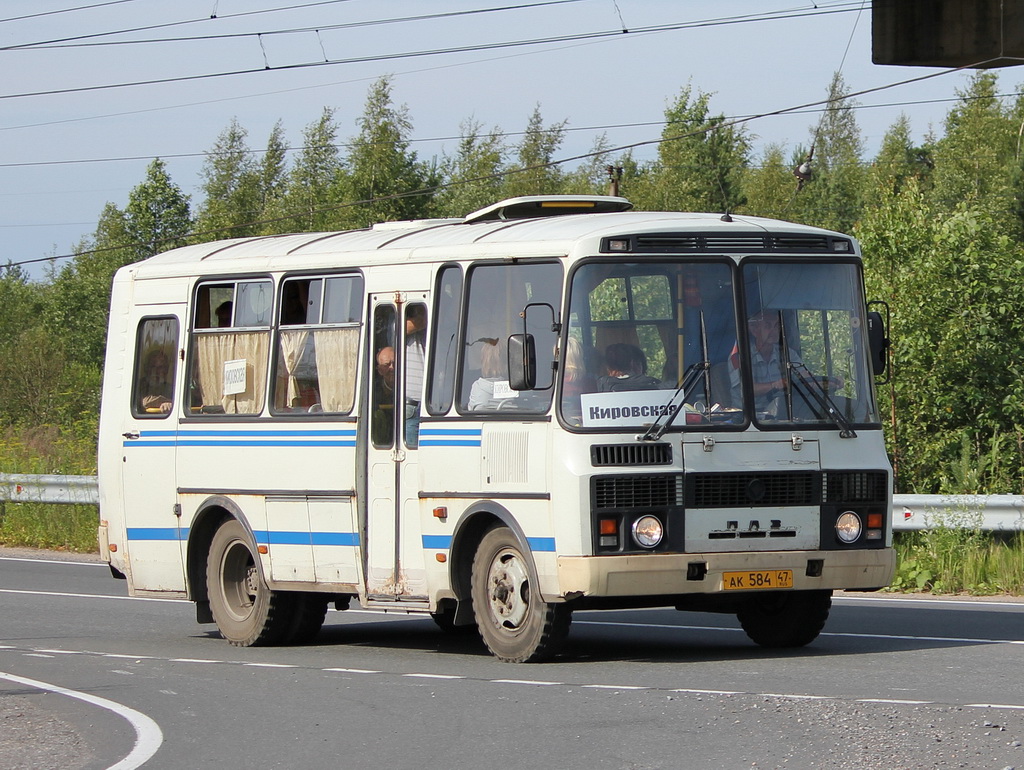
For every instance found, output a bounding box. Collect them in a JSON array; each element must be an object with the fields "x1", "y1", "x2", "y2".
[
  {"x1": 0, "y1": 0, "x2": 141, "y2": 25},
  {"x1": 4, "y1": 0, "x2": 589, "y2": 50},
  {"x1": 0, "y1": 5, "x2": 865, "y2": 101},
  {"x1": 1, "y1": 60, "x2": 986, "y2": 272}
]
